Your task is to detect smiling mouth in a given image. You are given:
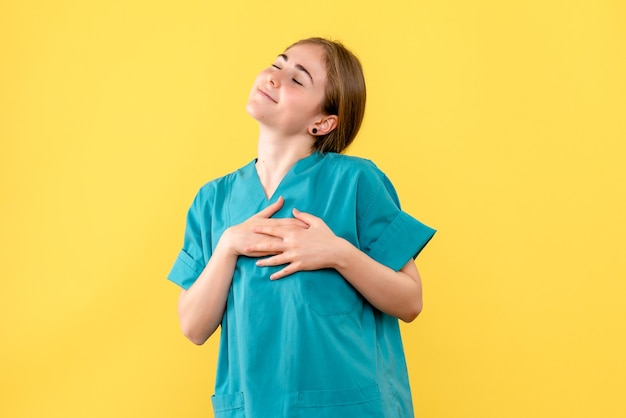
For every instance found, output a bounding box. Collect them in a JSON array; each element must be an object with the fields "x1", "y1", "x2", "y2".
[{"x1": 258, "y1": 89, "x2": 277, "y2": 103}]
